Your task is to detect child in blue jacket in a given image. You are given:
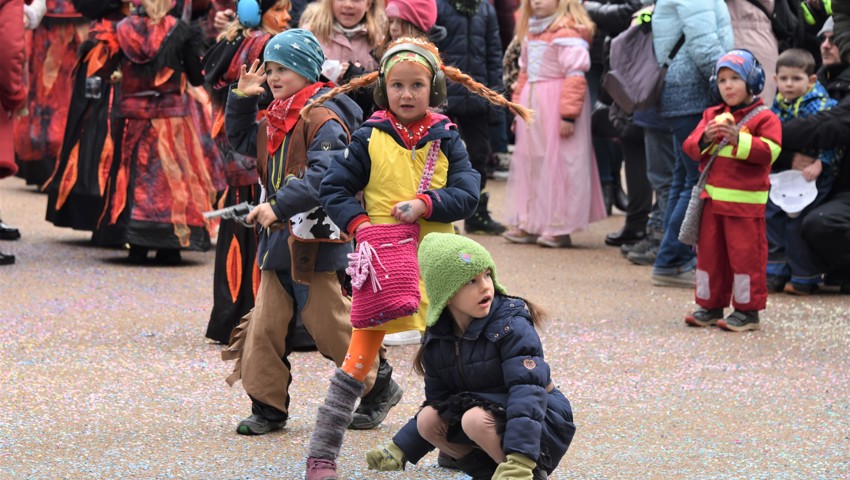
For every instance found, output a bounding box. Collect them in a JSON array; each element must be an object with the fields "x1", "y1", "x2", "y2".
[
  {"x1": 365, "y1": 233, "x2": 576, "y2": 479},
  {"x1": 767, "y1": 48, "x2": 841, "y2": 295}
]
